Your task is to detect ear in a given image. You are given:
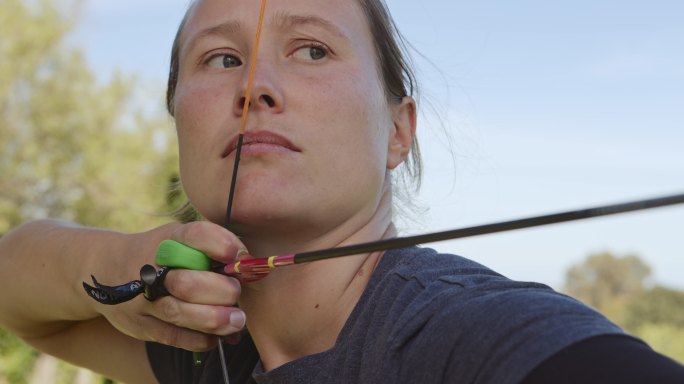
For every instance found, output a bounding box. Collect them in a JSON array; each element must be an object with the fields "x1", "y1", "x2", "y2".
[{"x1": 387, "y1": 96, "x2": 417, "y2": 169}]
